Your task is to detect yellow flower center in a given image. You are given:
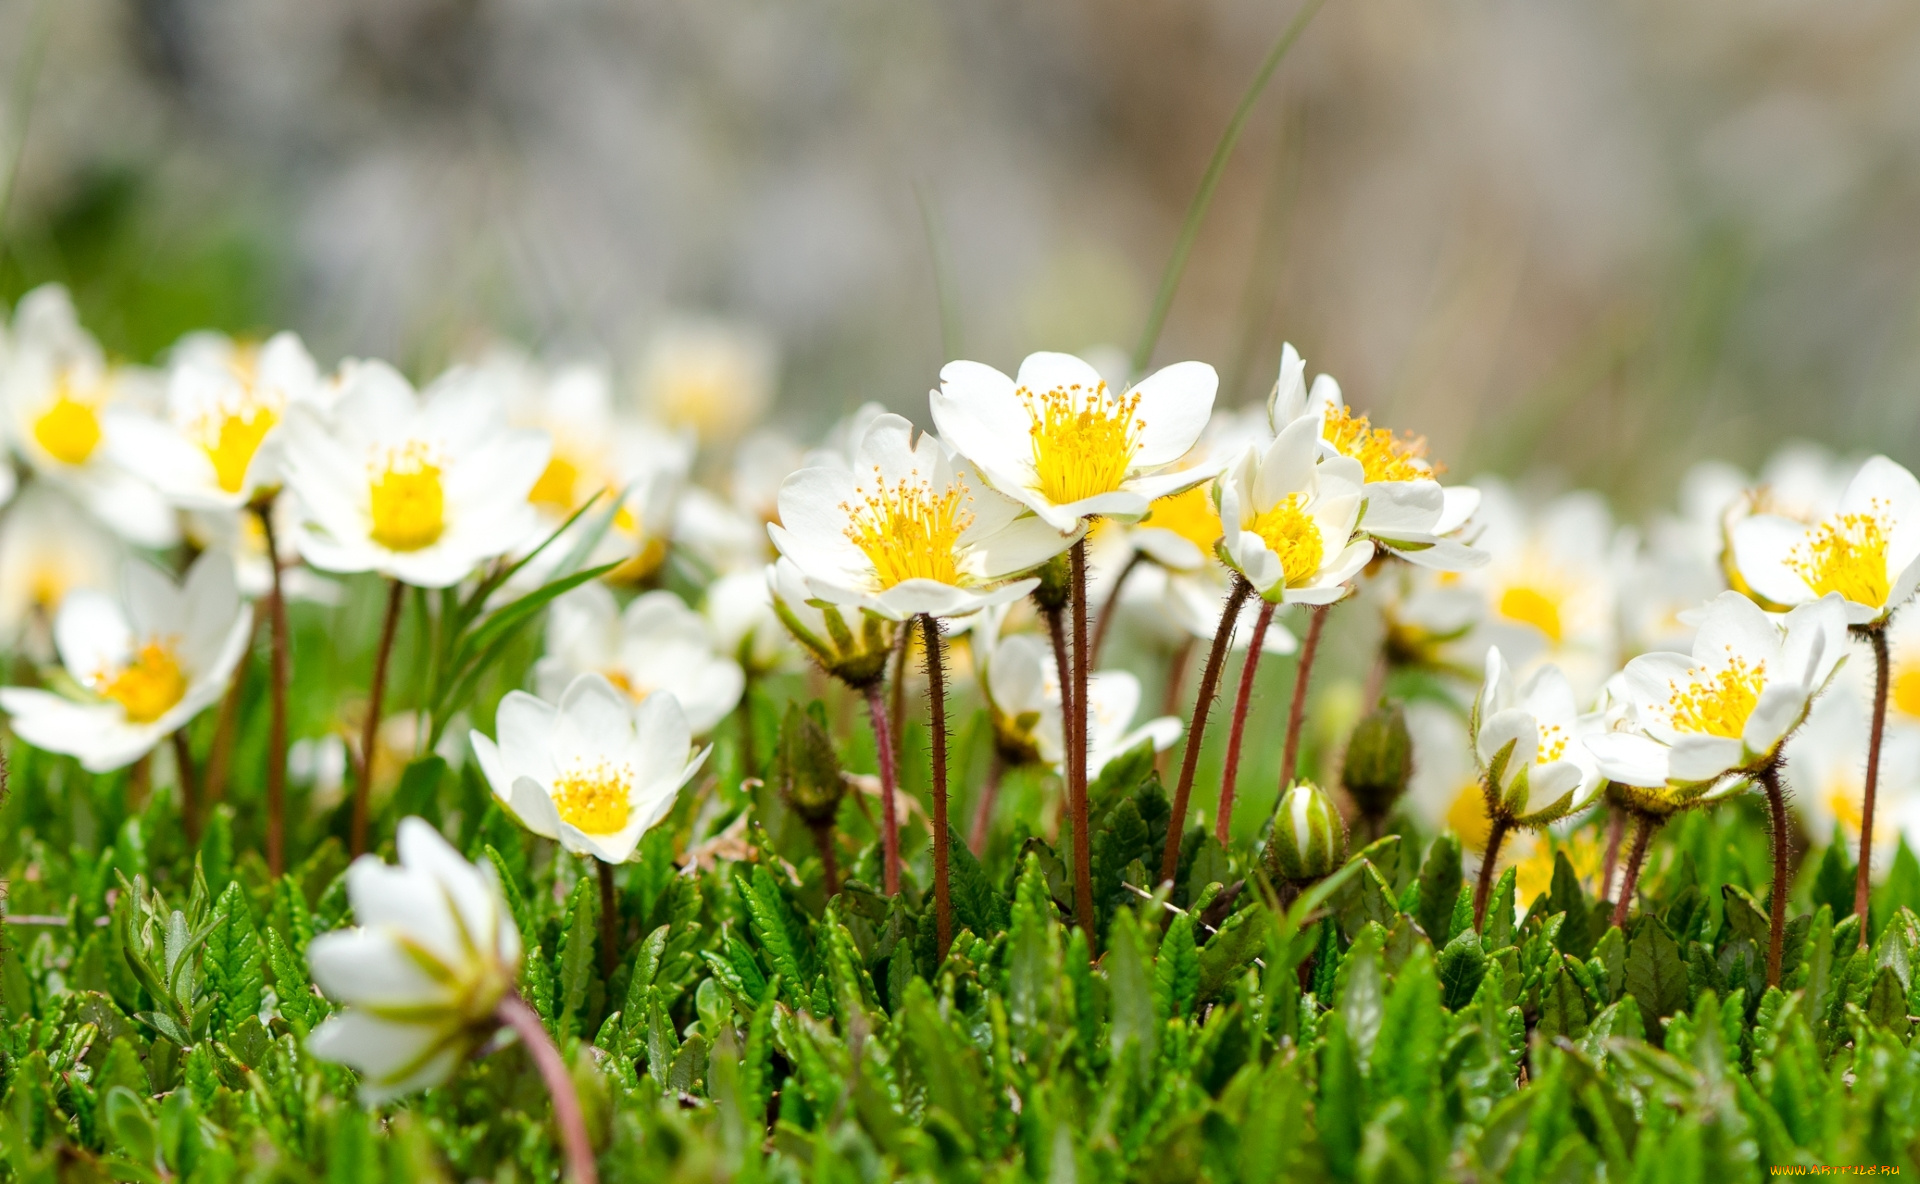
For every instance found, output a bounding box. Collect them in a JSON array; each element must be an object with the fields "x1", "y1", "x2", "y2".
[
  {"x1": 1537, "y1": 721, "x2": 1569, "y2": 763},
  {"x1": 193, "y1": 404, "x2": 279, "y2": 494},
  {"x1": 551, "y1": 762, "x2": 634, "y2": 836},
  {"x1": 1667, "y1": 655, "x2": 1766, "y2": 739},
  {"x1": 1321, "y1": 404, "x2": 1429, "y2": 484},
  {"x1": 1242, "y1": 493, "x2": 1324, "y2": 587},
  {"x1": 603, "y1": 669, "x2": 650, "y2": 702},
  {"x1": 95, "y1": 641, "x2": 189, "y2": 724},
  {"x1": 368, "y1": 442, "x2": 447, "y2": 552},
  {"x1": 1498, "y1": 585, "x2": 1566, "y2": 644},
  {"x1": 529, "y1": 452, "x2": 582, "y2": 513},
  {"x1": 1894, "y1": 658, "x2": 1920, "y2": 722},
  {"x1": 1512, "y1": 833, "x2": 1603, "y2": 908},
  {"x1": 1789, "y1": 507, "x2": 1891, "y2": 607},
  {"x1": 1142, "y1": 484, "x2": 1221, "y2": 556},
  {"x1": 32, "y1": 382, "x2": 103, "y2": 466},
  {"x1": 842, "y1": 469, "x2": 973, "y2": 590},
  {"x1": 1021, "y1": 381, "x2": 1142, "y2": 505}
]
